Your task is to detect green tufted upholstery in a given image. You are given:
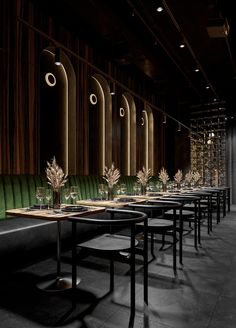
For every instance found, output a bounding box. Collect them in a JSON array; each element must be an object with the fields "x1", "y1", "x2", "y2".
[
  {"x1": 0, "y1": 174, "x2": 159, "y2": 220},
  {"x1": 0, "y1": 175, "x2": 47, "y2": 220},
  {"x1": 67, "y1": 175, "x2": 104, "y2": 200}
]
